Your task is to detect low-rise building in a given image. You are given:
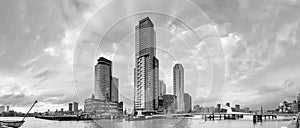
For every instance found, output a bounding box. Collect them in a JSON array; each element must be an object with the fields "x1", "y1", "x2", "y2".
[
  {"x1": 193, "y1": 105, "x2": 201, "y2": 113},
  {"x1": 162, "y1": 94, "x2": 177, "y2": 114},
  {"x1": 84, "y1": 94, "x2": 119, "y2": 118}
]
